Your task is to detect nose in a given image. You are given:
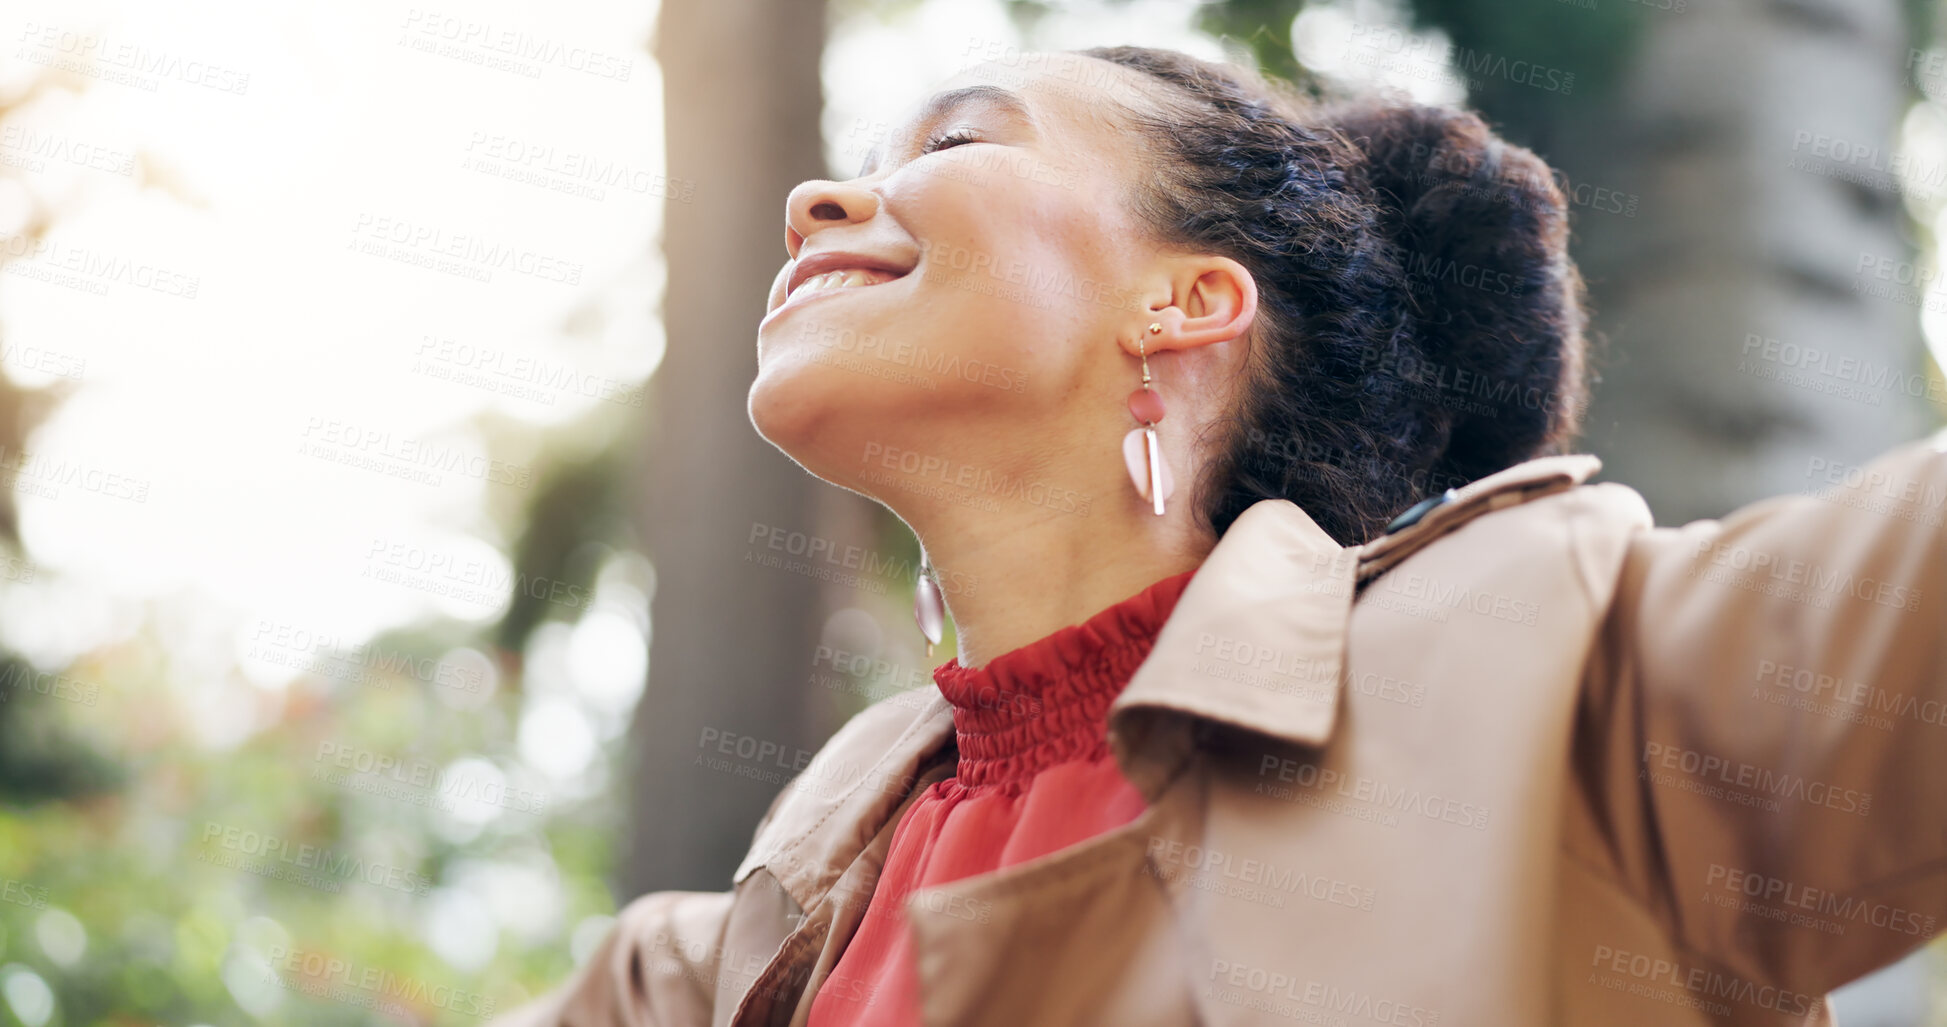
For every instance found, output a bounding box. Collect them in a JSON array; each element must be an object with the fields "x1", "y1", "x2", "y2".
[{"x1": 784, "y1": 179, "x2": 880, "y2": 259}]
